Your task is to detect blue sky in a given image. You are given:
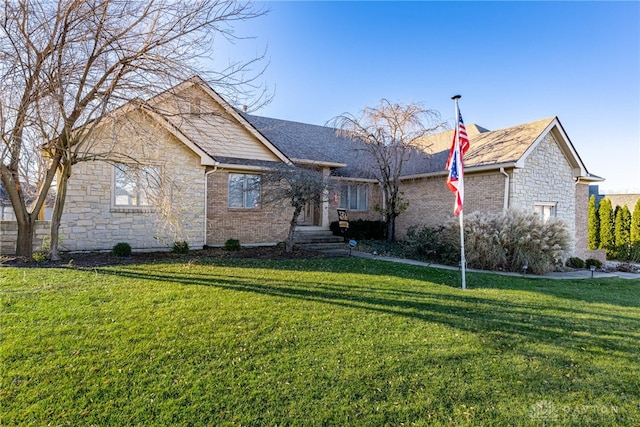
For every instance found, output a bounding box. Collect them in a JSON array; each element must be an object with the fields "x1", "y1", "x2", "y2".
[{"x1": 215, "y1": 1, "x2": 640, "y2": 193}]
